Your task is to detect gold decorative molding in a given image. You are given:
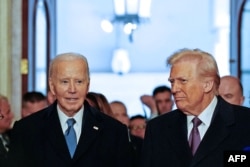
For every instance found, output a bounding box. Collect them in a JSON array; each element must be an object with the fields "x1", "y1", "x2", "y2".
[{"x1": 21, "y1": 59, "x2": 28, "y2": 75}]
